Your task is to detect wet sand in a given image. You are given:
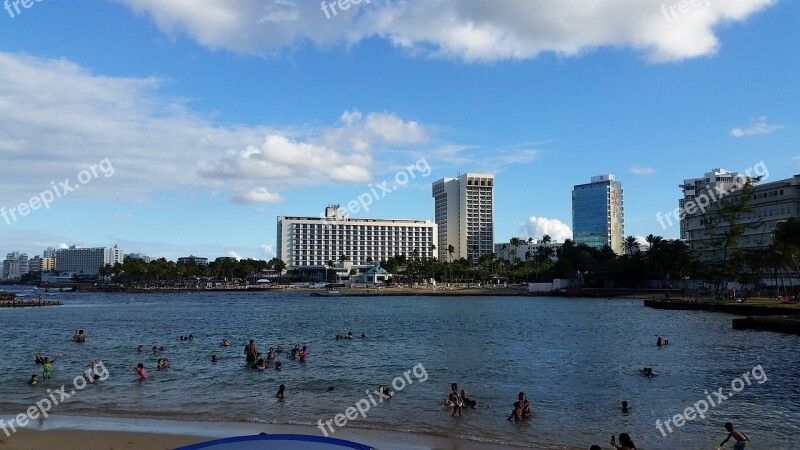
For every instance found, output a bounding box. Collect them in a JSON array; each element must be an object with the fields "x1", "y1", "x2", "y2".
[{"x1": 0, "y1": 415, "x2": 581, "y2": 449}]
